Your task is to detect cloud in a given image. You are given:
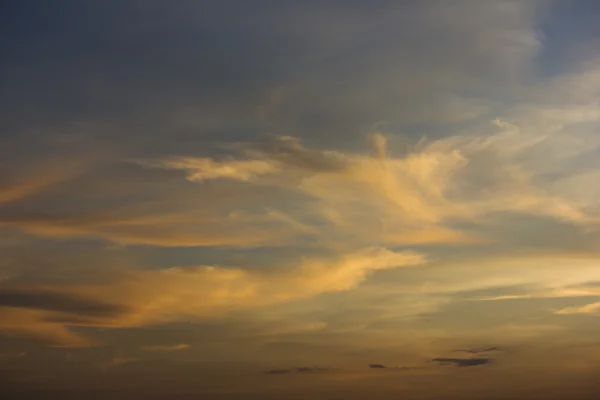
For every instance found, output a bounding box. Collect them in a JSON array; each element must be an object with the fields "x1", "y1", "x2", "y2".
[
  {"x1": 159, "y1": 157, "x2": 279, "y2": 182},
  {"x1": 0, "y1": 247, "x2": 425, "y2": 346},
  {"x1": 554, "y1": 302, "x2": 600, "y2": 316},
  {"x1": 367, "y1": 364, "x2": 422, "y2": 371},
  {"x1": 0, "y1": 312, "x2": 95, "y2": 348},
  {"x1": 141, "y1": 344, "x2": 191, "y2": 352},
  {"x1": 468, "y1": 285, "x2": 600, "y2": 302},
  {"x1": 3, "y1": 115, "x2": 600, "y2": 252},
  {"x1": 0, "y1": 285, "x2": 130, "y2": 347},
  {"x1": 265, "y1": 368, "x2": 292, "y2": 374},
  {"x1": 0, "y1": 288, "x2": 128, "y2": 317},
  {"x1": 432, "y1": 358, "x2": 492, "y2": 367},
  {"x1": 384, "y1": 257, "x2": 600, "y2": 303},
  {"x1": 0, "y1": 163, "x2": 296, "y2": 248},
  {"x1": 0, "y1": 214, "x2": 287, "y2": 248},
  {"x1": 0, "y1": 173, "x2": 71, "y2": 206},
  {"x1": 255, "y1": 1, "x2": 545, "y2": 138},
  {"x1": 452, "y1": 347, "x2": 502, "y2": 354},
  {"x1": 150, "y1": 135, "x2": 350, "y2": 182},
  {"x1": 294, "y1": 367, "x2": 337, "y2": 373},
  {"x1": 134, "y1": 125, "x2": 600, "y2": 251},
  {"x1": 0, "y1": 131, "x2": 116, "y2": 207},
  {"x1": 368, "y1": 133, "x2": 388, "y2": 160},
  {"x1": 247, "y1": 135, "x2": 350, "y2": 173}
]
